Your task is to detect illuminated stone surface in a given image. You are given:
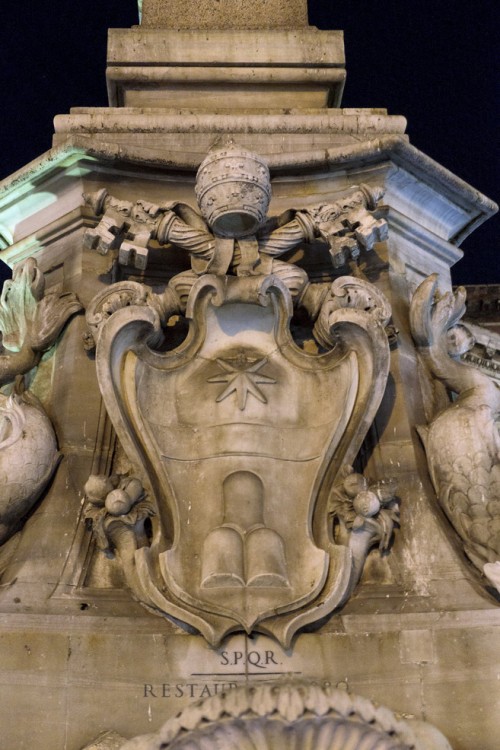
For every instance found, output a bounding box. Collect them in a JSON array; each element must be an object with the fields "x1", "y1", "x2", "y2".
[
  {"x1": 0, "y1": 1, "x2": 498, "y2": 749},
  {"x1": 140, "y1": 0, "x2": 309, "y2": 29}
]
